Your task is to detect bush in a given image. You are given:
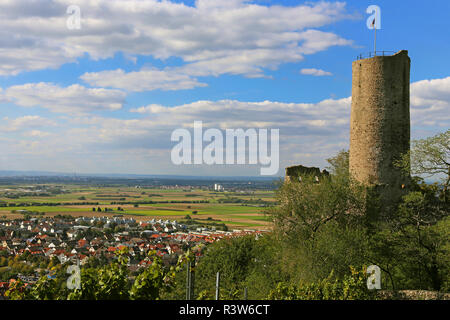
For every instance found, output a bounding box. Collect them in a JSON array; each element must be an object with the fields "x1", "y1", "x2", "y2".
[
  {"x1": 6, "y1": 248, "x2": 183, "y2": 300},
  {"x1": 268, "y1": 267, "x2": 377, "y2": 300}
]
